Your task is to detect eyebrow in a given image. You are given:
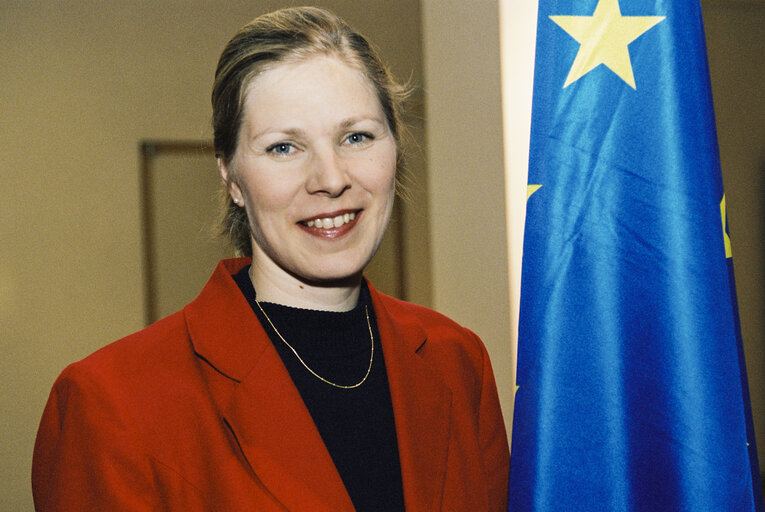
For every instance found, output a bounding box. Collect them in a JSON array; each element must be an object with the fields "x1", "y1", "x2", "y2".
[
  {"x1": 250, "y1": 115, "x2": 387, "y2": 143},
  {"x1": 248, "y1": 127, "x2": 304, "y2": 144},
  {"x1": 338, "y1": 116, "x2": 387, "y2": 130}
]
